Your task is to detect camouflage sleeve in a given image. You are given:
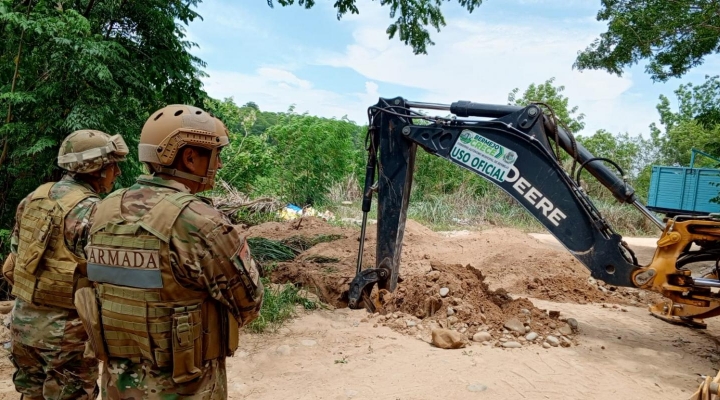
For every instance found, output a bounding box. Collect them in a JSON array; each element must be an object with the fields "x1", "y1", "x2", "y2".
[
  {"x1": 3, "y1": 194, "x2": 30, "y2": 284},
  {"x1": 171, "y1": 202, "x2": 264, "y2": 327},
  {"x1": 9, "y1": 194, "x2": 30, "y2": 255},
  {"x1": 64, "y1": 197, "x2": 99, "y2": 260}
]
